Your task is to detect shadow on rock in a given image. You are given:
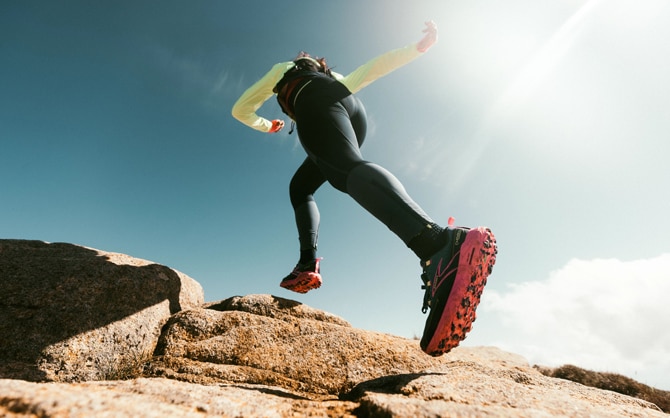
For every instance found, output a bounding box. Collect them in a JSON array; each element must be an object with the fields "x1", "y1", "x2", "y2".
[
  {"x1": 0, "y1": 239, "x2": 201, "y2": 382},
  {"x1": 342, "y1": 372, "x2": 447, "y2": 401}
]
